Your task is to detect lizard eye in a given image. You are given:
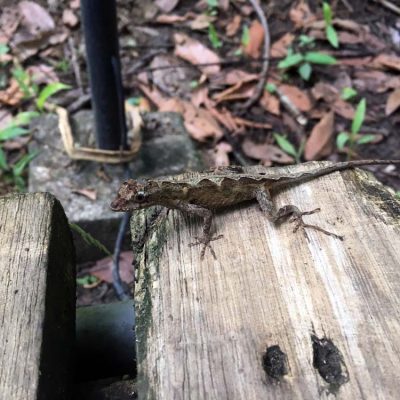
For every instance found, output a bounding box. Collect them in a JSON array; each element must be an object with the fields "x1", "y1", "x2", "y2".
[{"x1": 135, "y1": 192, "x2": 146, "y2": 202}]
